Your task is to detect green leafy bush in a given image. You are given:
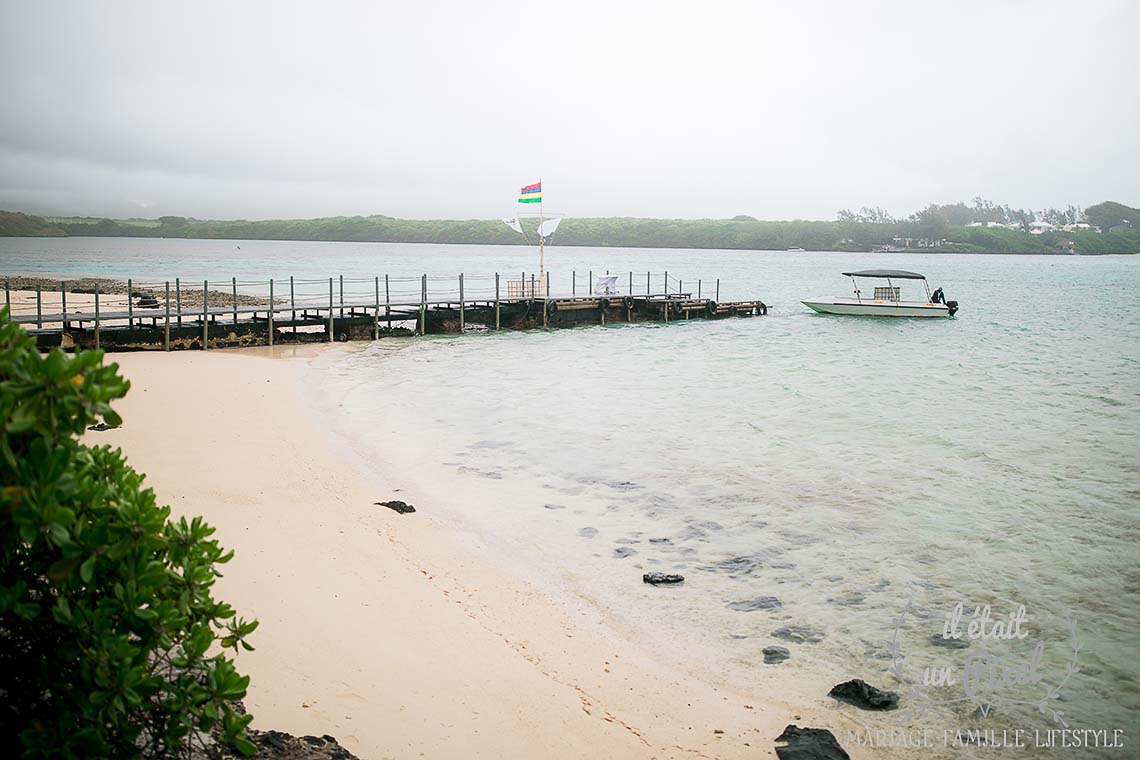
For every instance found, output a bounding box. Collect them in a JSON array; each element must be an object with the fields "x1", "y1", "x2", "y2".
[{"x1": 0, "y1": 307, "x2": 258, "y2": 758}]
